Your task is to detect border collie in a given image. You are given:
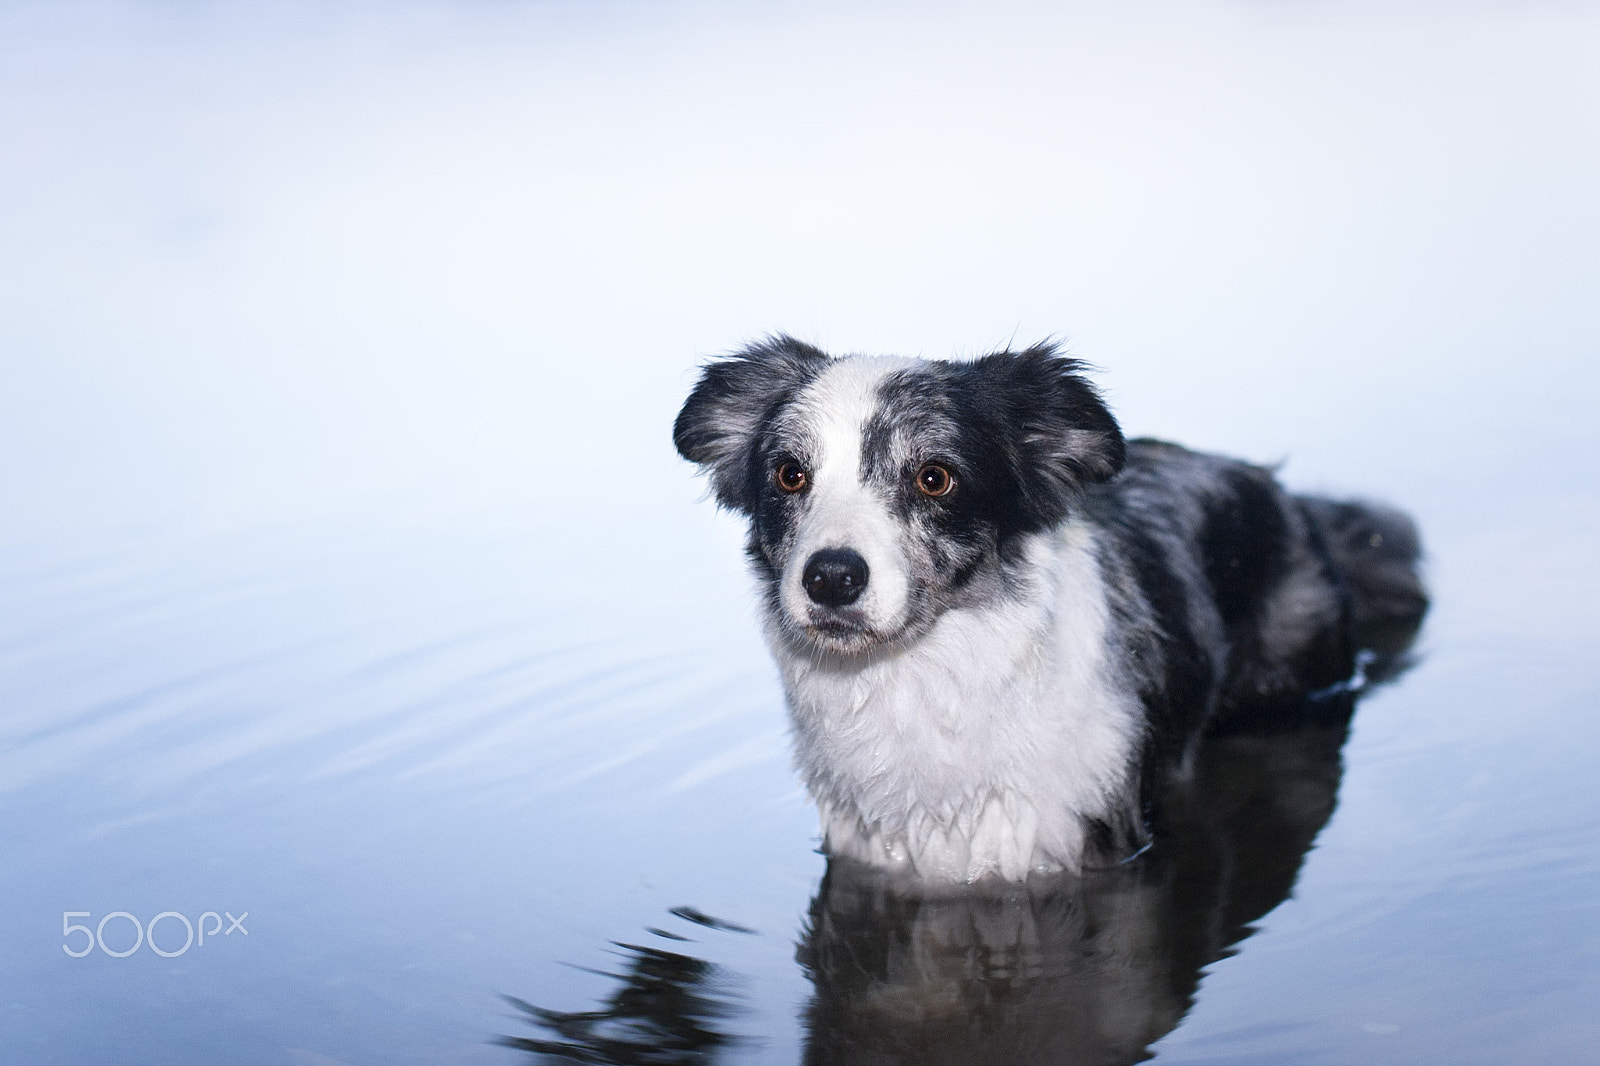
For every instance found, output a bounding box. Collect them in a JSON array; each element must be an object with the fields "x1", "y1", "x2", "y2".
[{"x1": 673, "y1": 336, "x2": 1426, "y2": 883}]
